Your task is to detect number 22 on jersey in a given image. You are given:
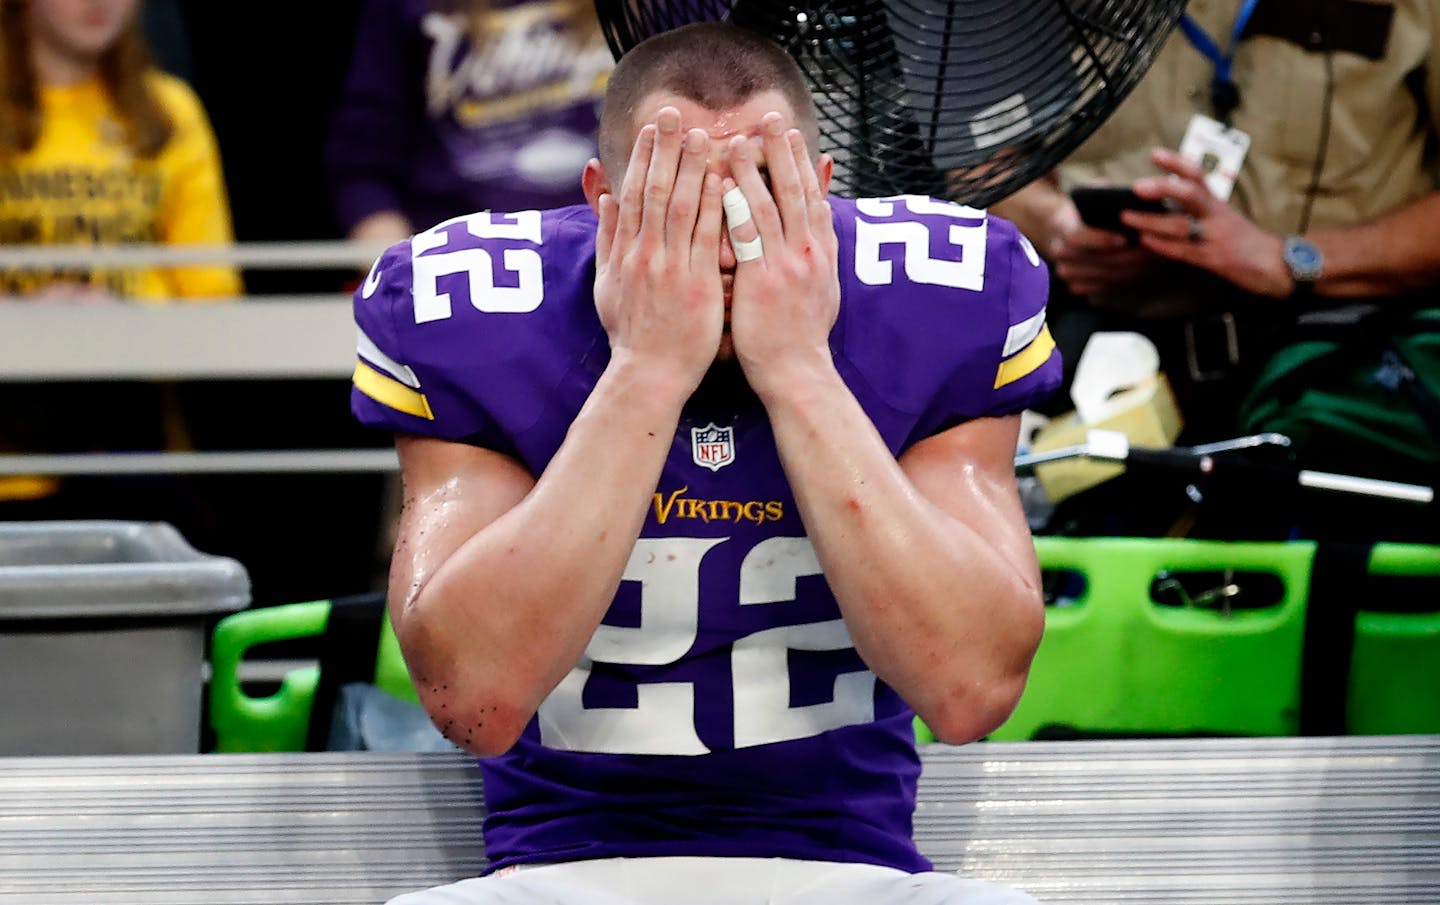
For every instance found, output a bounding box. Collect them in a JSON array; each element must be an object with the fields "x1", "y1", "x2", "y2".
[
  {"x1": 537, "y1": 535, "x2": 876, "y2": 756},
  {"x1": 411, "y1": 211, "x2": 546, "y2": 321}
]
